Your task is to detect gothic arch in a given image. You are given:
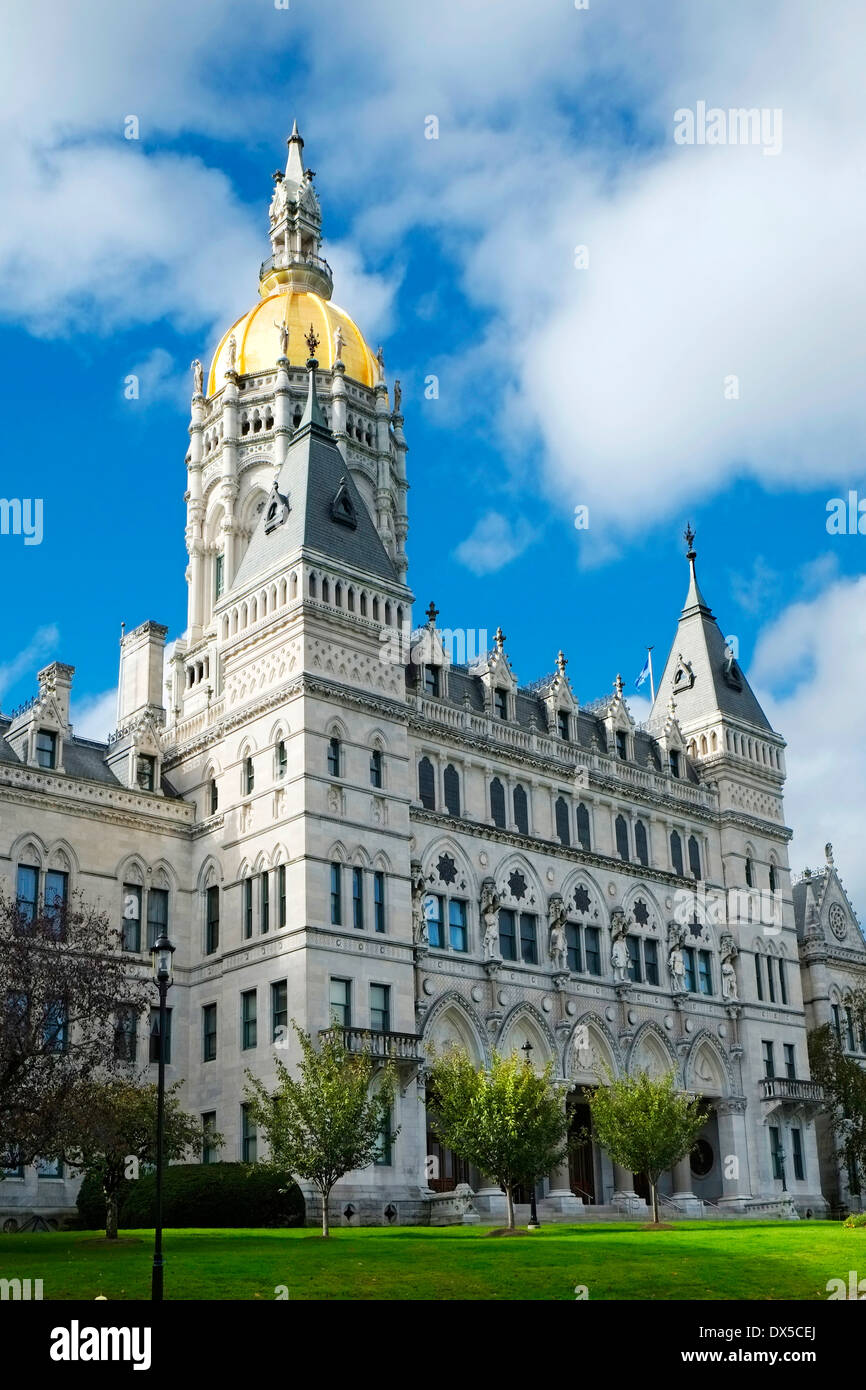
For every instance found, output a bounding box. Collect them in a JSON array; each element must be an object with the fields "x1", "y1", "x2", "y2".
[
  {"x1": 324, "y1": 716, "x2": 349, "y2": 742},
  {"x1": 371, "y1": 849, "x2": 393, "y2": 874},
  {"x1": 684, "y1": 1031, "x2": 734, "y2": 1097},
  {"x1": 351, "y1": 845, "x2": 372, "y2": 869},
  {"x1": 627, "y1": 1022, "x2": 679, "y2": 1081},
  {"x1": 115, "y1": 852, "x2": 147, "y2": 885},
  {"x1": 196, "y1": 855, "x2": 223, "y2": 892},
  {"x1": 421, "y1": 992, "x2": 489, "y2": 1068},
  {"x1": 150, "y1": 859, "x2": 178, "y2": 893},
  {"x1": 10, "y1": 833, "x2": 45, "y2": 868},
  {"x1": 420, "y1": 837, "x2": 477, "y2": 898},
  {"x1": 497, "y1": 1003, "x2": 558, "y2": 1067},
  {"x1": 559, "y1": 866, "x2": 606, "y2": 916},
  {"x1": 564, "y1": 1013, "x2": 623, "y2": 1083},
  {"x1": 367, "y1": 726, "x2": 391, "y2": 751},
  {"x1": 46, "y1": 838, "x2": 79, "y2": 875},
  {"x1": 621, "y1": 881, "x2": 663, "y2": 928},
  {"x1": 326, "y1": 840, "x2": 349, "y2": 864},
  {"x1": 491, "y1": 852, "x2": 545, "y2": 912}
]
